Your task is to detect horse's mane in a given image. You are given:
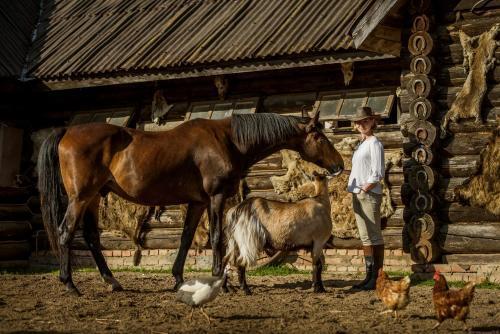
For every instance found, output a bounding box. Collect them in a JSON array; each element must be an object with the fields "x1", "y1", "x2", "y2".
[{"x1": 231, "y1": 113, "x2": 307, "y2": 151}]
